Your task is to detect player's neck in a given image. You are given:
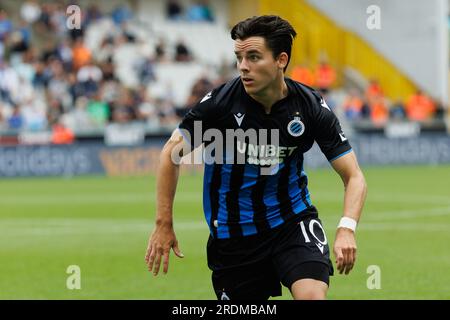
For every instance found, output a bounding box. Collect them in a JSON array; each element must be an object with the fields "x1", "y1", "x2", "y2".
[{"x1": 250, "y1": 77, "x2": 288, "y2": 114}]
